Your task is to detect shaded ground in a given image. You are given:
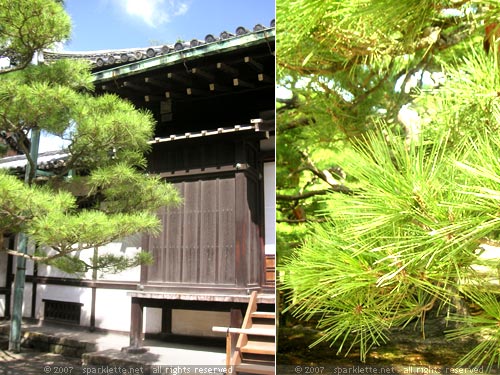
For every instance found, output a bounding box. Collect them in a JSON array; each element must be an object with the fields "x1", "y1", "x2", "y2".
[
  {"x1": 278, "y1": 314, "x2": 495, "y2": 372},
  {"x1": 0, "y1": 349, "x2": 84, "y2": 375},
  {"x1": 0, "y1": 321, "x2": 227, "y2": 374}
]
